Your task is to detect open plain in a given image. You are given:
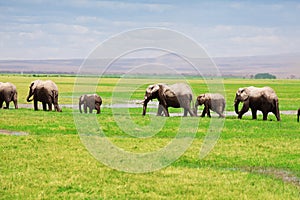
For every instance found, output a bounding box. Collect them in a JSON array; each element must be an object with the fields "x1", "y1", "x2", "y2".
[{"x1": 0, "y1": 75, "x2": 300, "y2": 199}]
